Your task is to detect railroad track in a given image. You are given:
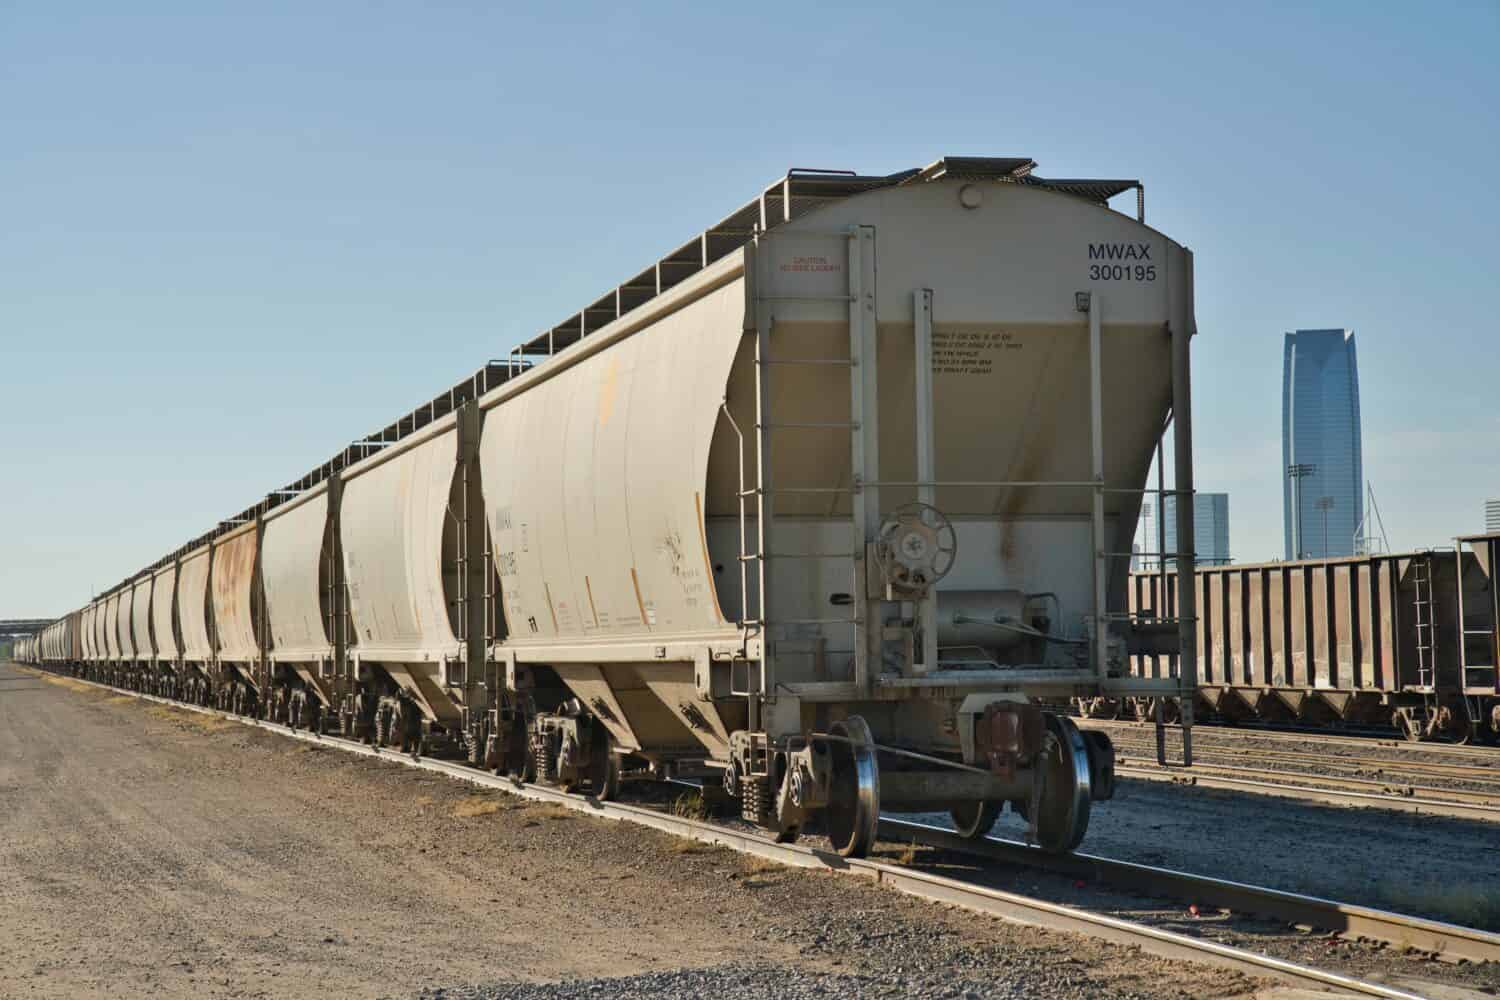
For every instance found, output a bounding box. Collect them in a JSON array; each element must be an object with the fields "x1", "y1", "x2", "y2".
[
  {"x1": 1090, "y1": 726, "x2": 1500, "y2": 820},
  {"x1": 1114, "y1": 763, "x2": 1500, "y2": 822},
  {"x1": 1105, "y1": 740, "x2": 1500, "y2": 784},
  {"x1": 27, "y1": 666, "x2": 1495, "y2": 999},
  {"x1": 1112, "y1": 751, "x2": 1500, "y2": 806},
  {"x1": 1082, "y1": 717, "x2": 1500, "y2": 760},
  {"x1": 880, "y1": 819, "x2": 1500, "y2": 966}
]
